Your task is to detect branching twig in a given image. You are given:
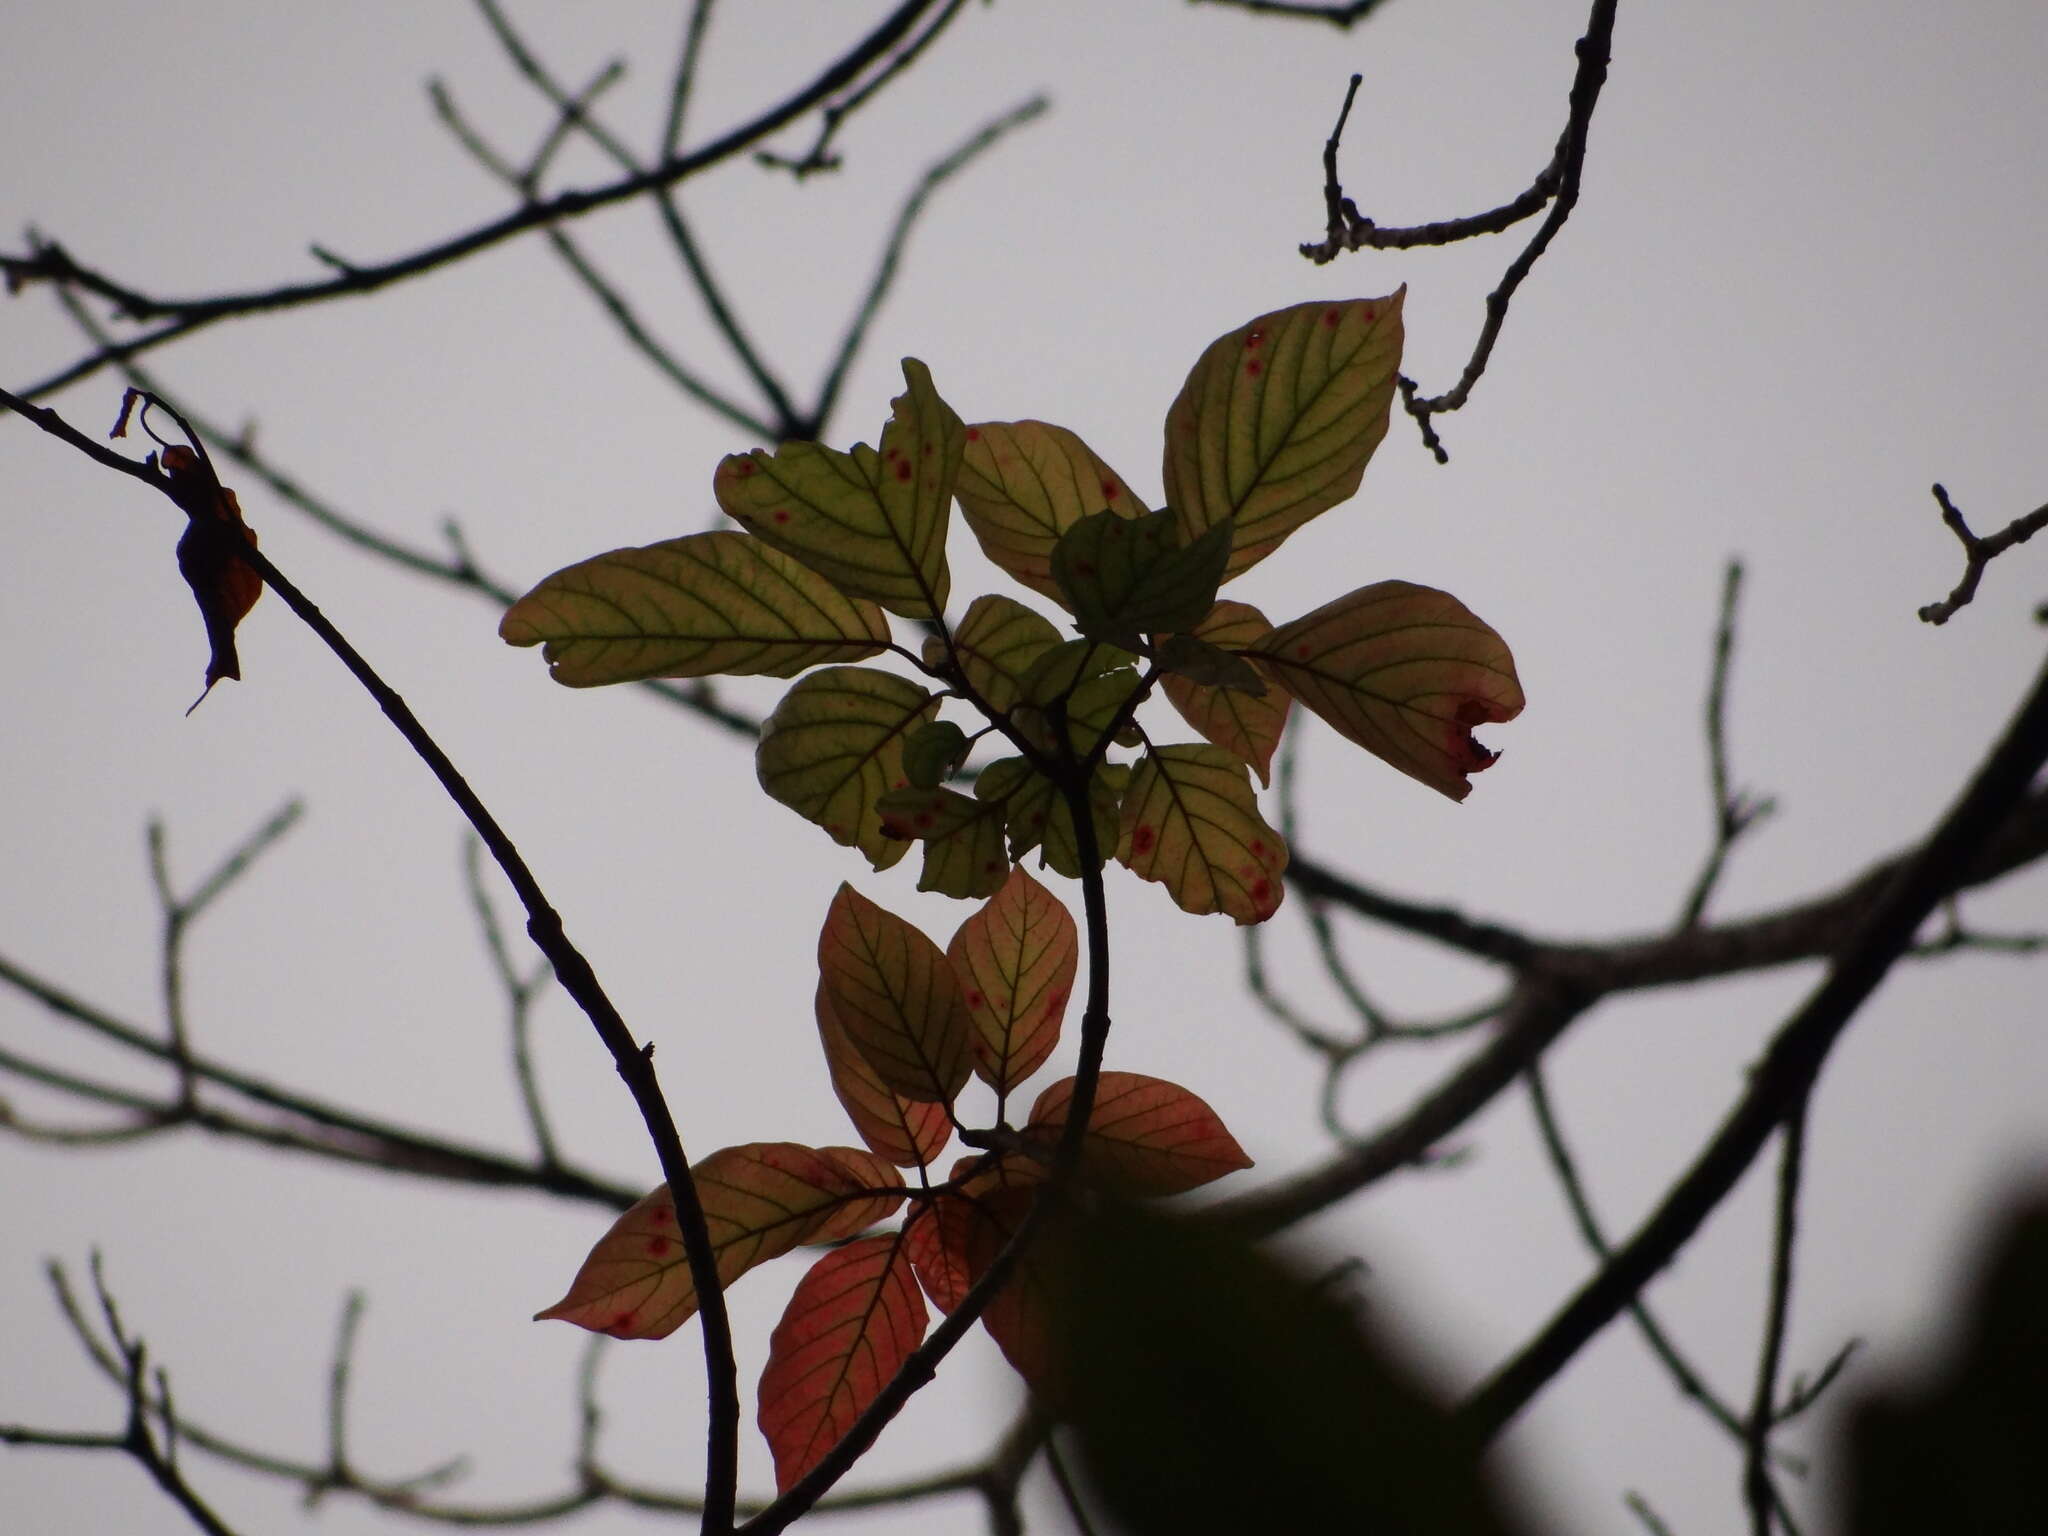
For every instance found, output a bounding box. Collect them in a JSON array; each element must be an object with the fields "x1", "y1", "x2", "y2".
[
  {"x1": 1917, "y1": 483, "x2": 2048, "y2": 625},
  {"x1": 1743, "y1": 1104, "x2": 1808, "y2": 1536},
  {"x1": 1678, "y1": 561, "x2": 1776, "y2": 928}
]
